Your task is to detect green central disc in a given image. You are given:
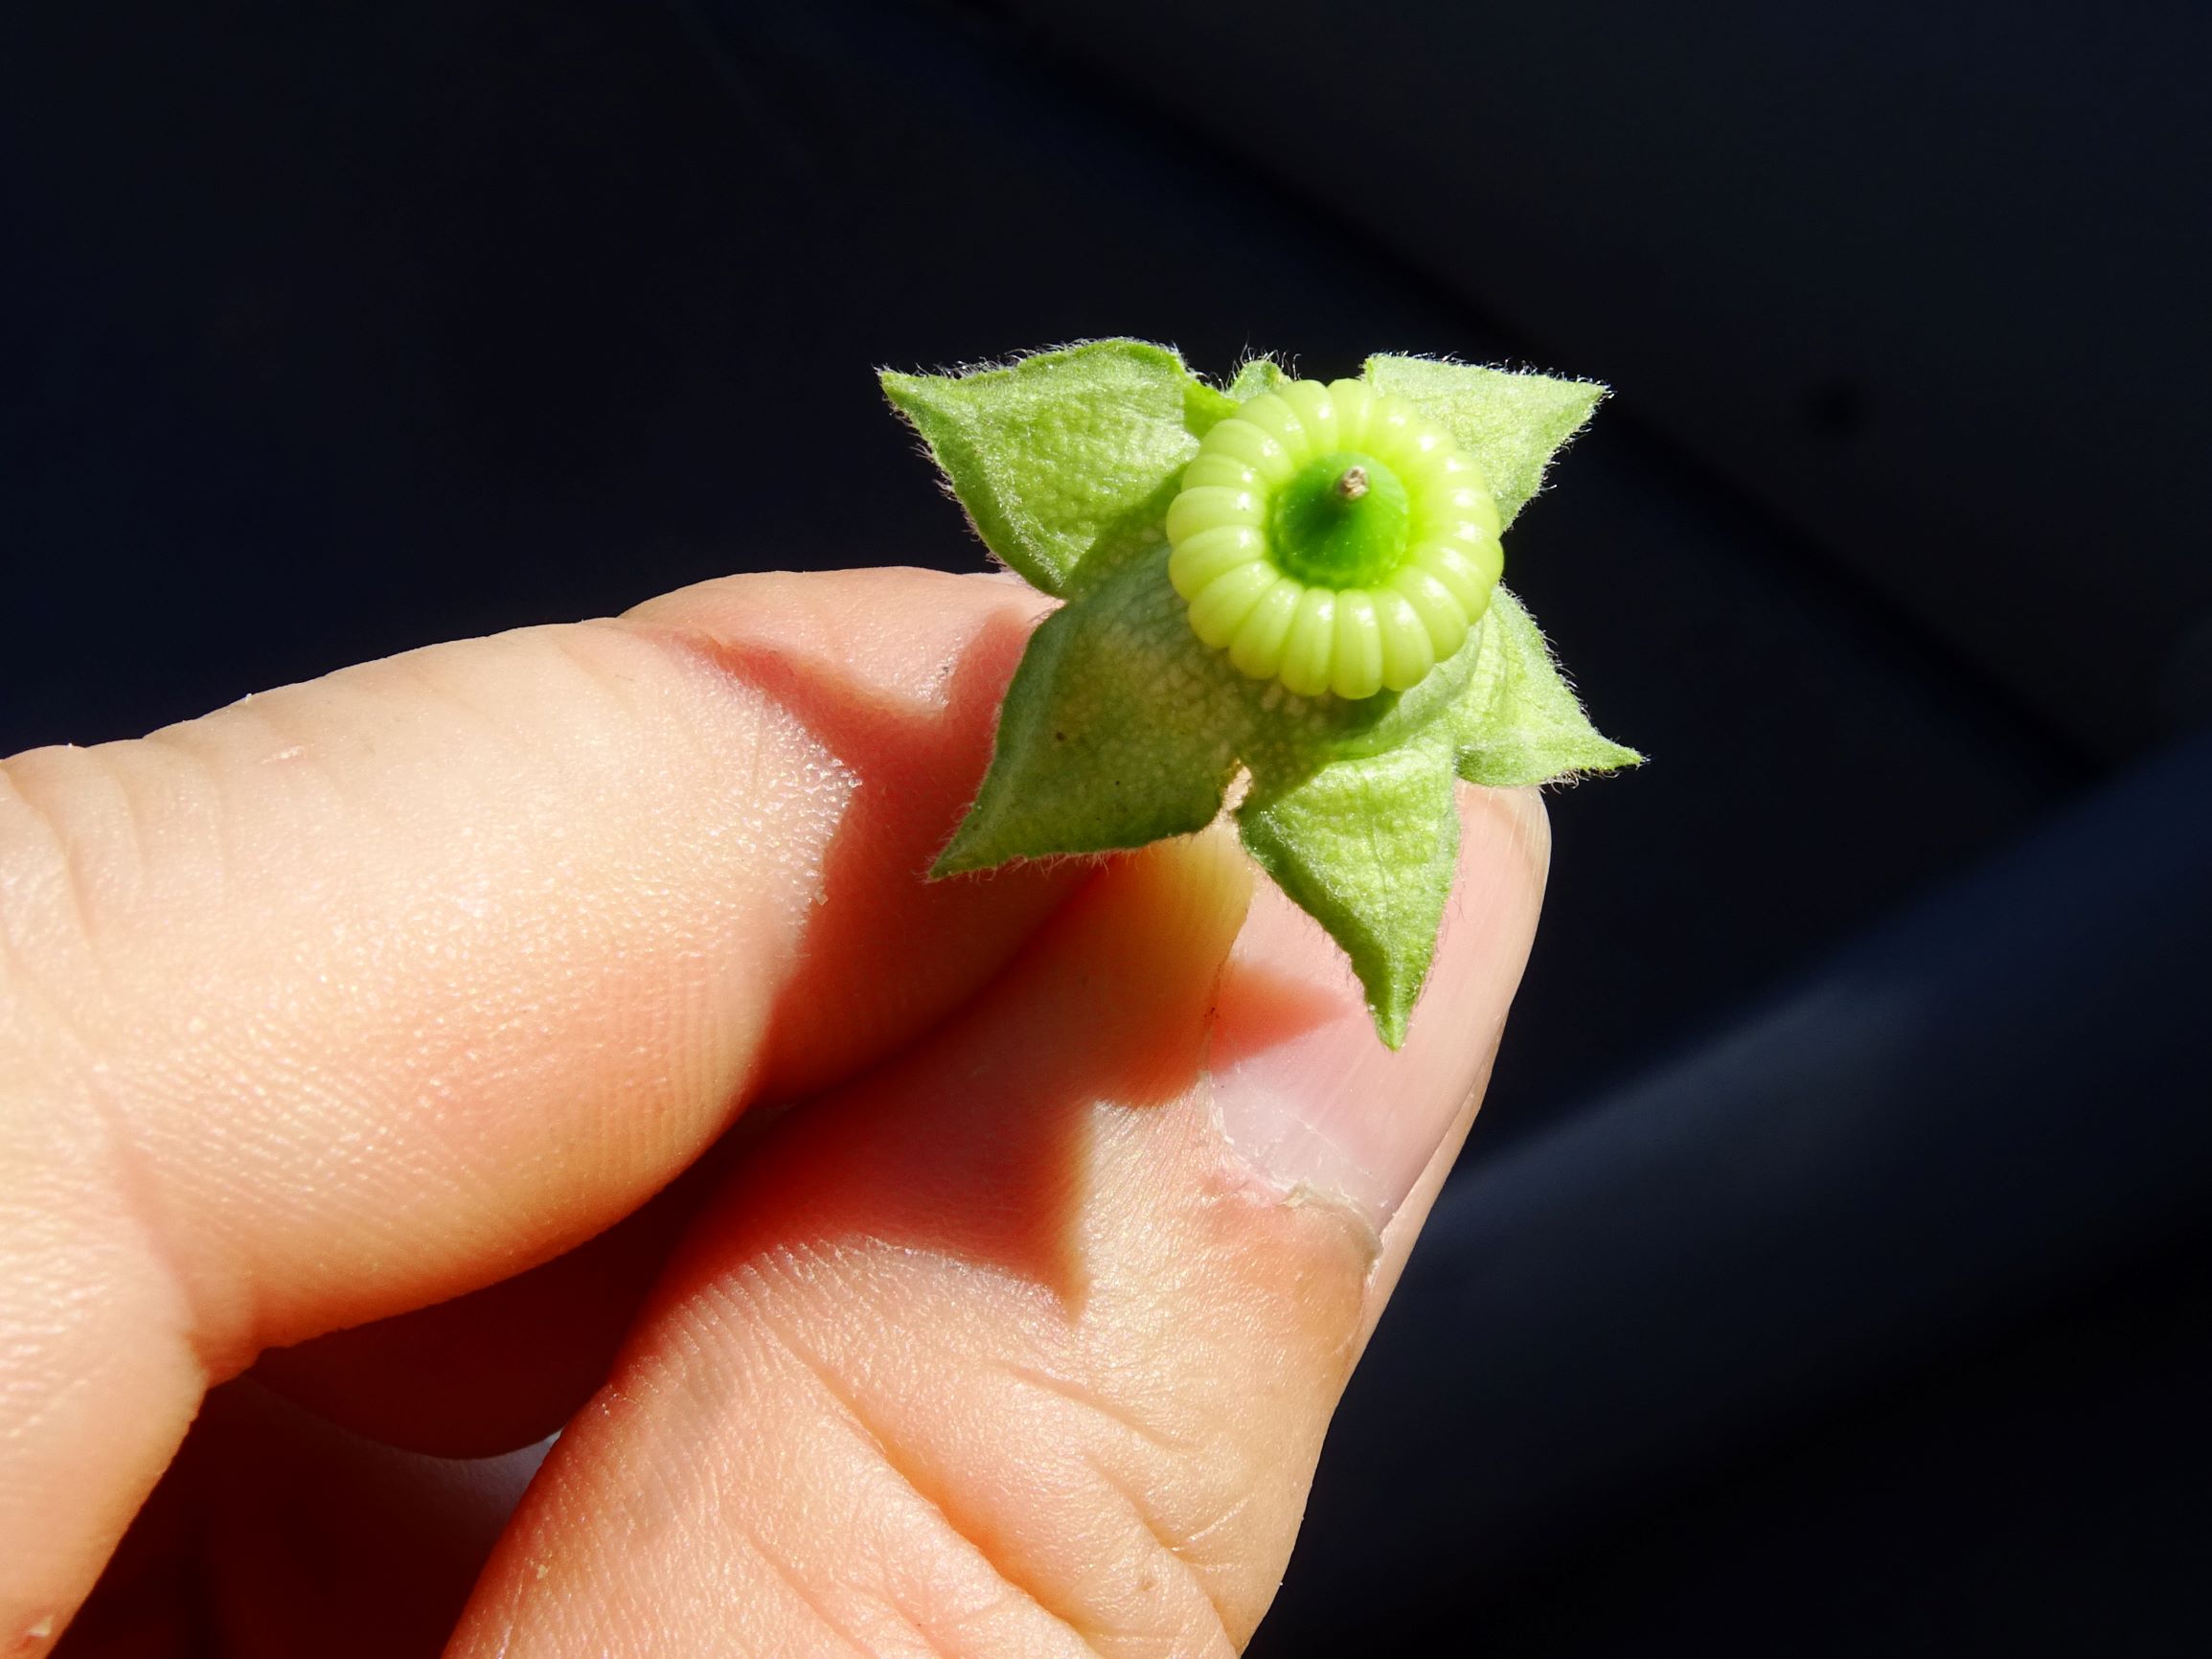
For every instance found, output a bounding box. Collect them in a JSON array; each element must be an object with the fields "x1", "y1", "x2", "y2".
[{"x1": 1269, "y1": 451, "x2": 1412, "y2": 589}]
